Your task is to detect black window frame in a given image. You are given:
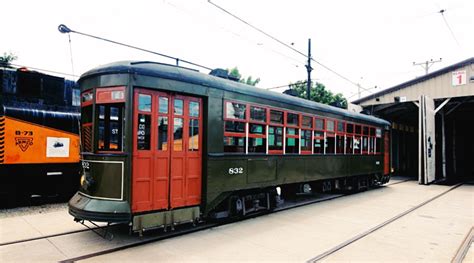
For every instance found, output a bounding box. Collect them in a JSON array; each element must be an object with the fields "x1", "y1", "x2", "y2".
[{"x1": 96, "y1": 103, "x2": 124, "y2": 152}]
